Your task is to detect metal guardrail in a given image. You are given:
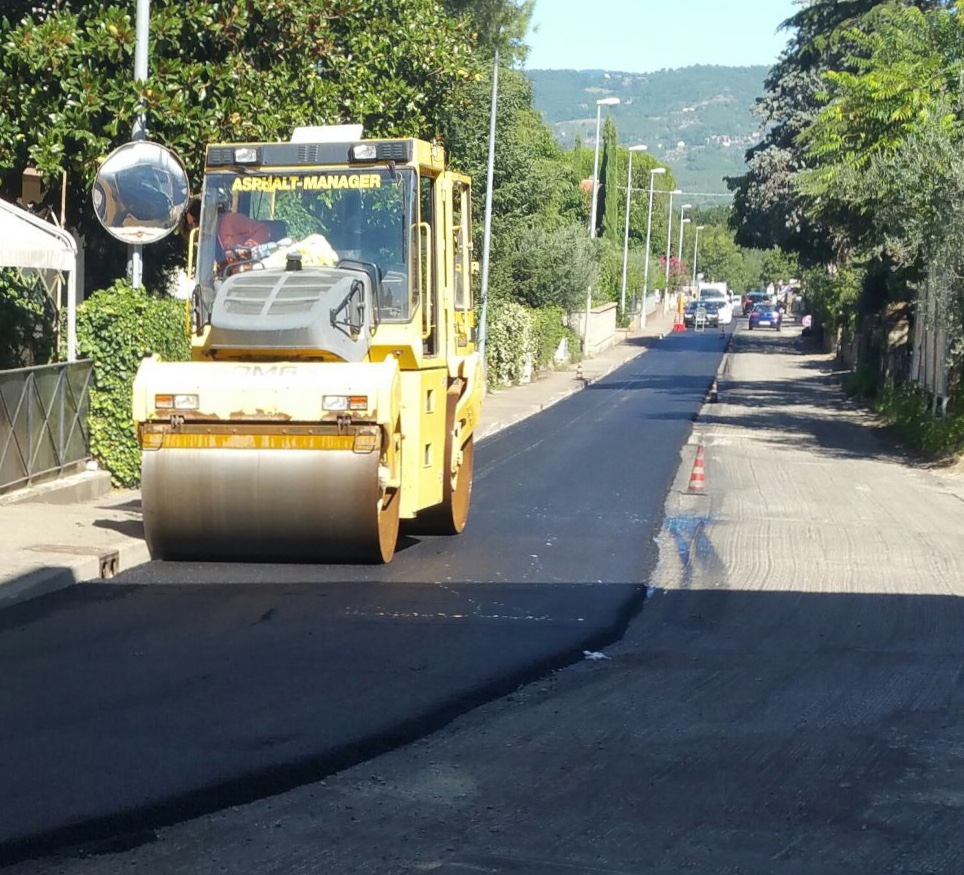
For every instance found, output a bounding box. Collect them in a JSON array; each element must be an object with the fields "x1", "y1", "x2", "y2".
[{"x1": 0, "y1": 360, "x2": 93, "y2": 494}]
